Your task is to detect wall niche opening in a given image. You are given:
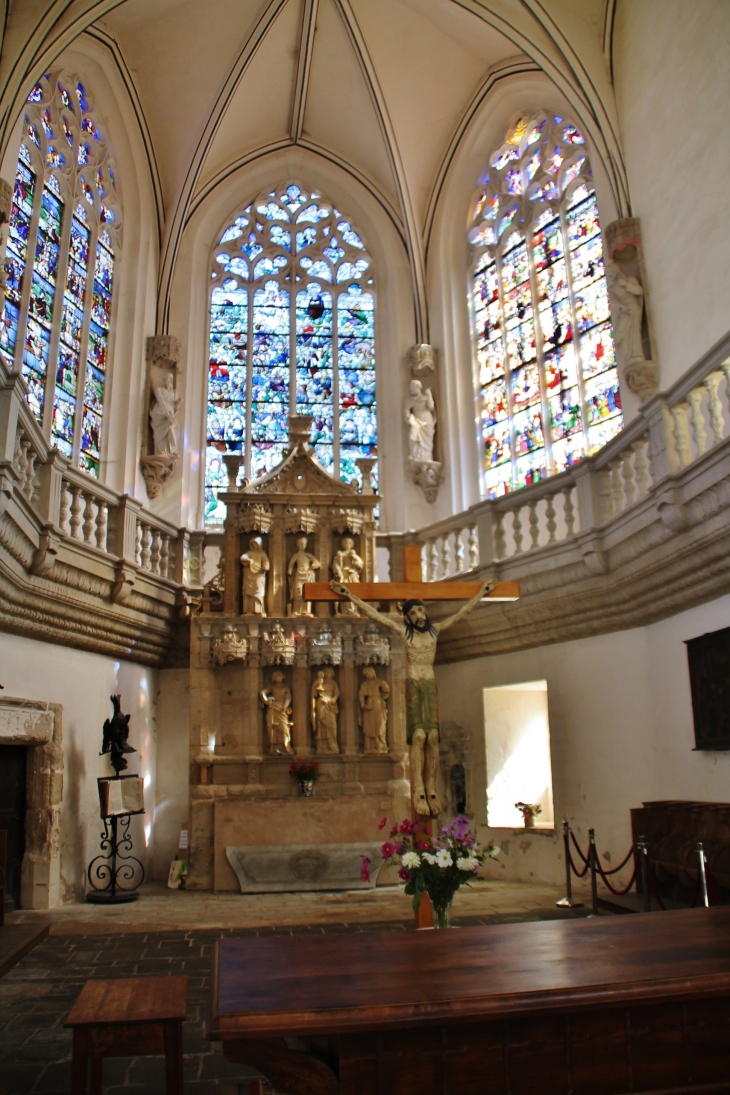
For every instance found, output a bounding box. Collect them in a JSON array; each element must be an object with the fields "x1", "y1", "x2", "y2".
[{"x1": 483, "y1": 680, "x2": 554, "y2": 829}]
